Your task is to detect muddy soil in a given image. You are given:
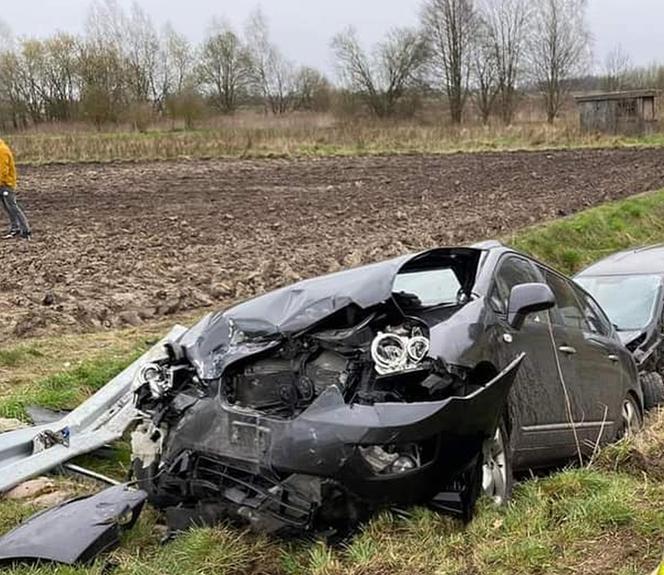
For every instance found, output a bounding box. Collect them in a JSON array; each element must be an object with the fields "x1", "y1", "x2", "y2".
[{"x1": 2, "y1": 149, "x2": 664, "y2": 341}]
